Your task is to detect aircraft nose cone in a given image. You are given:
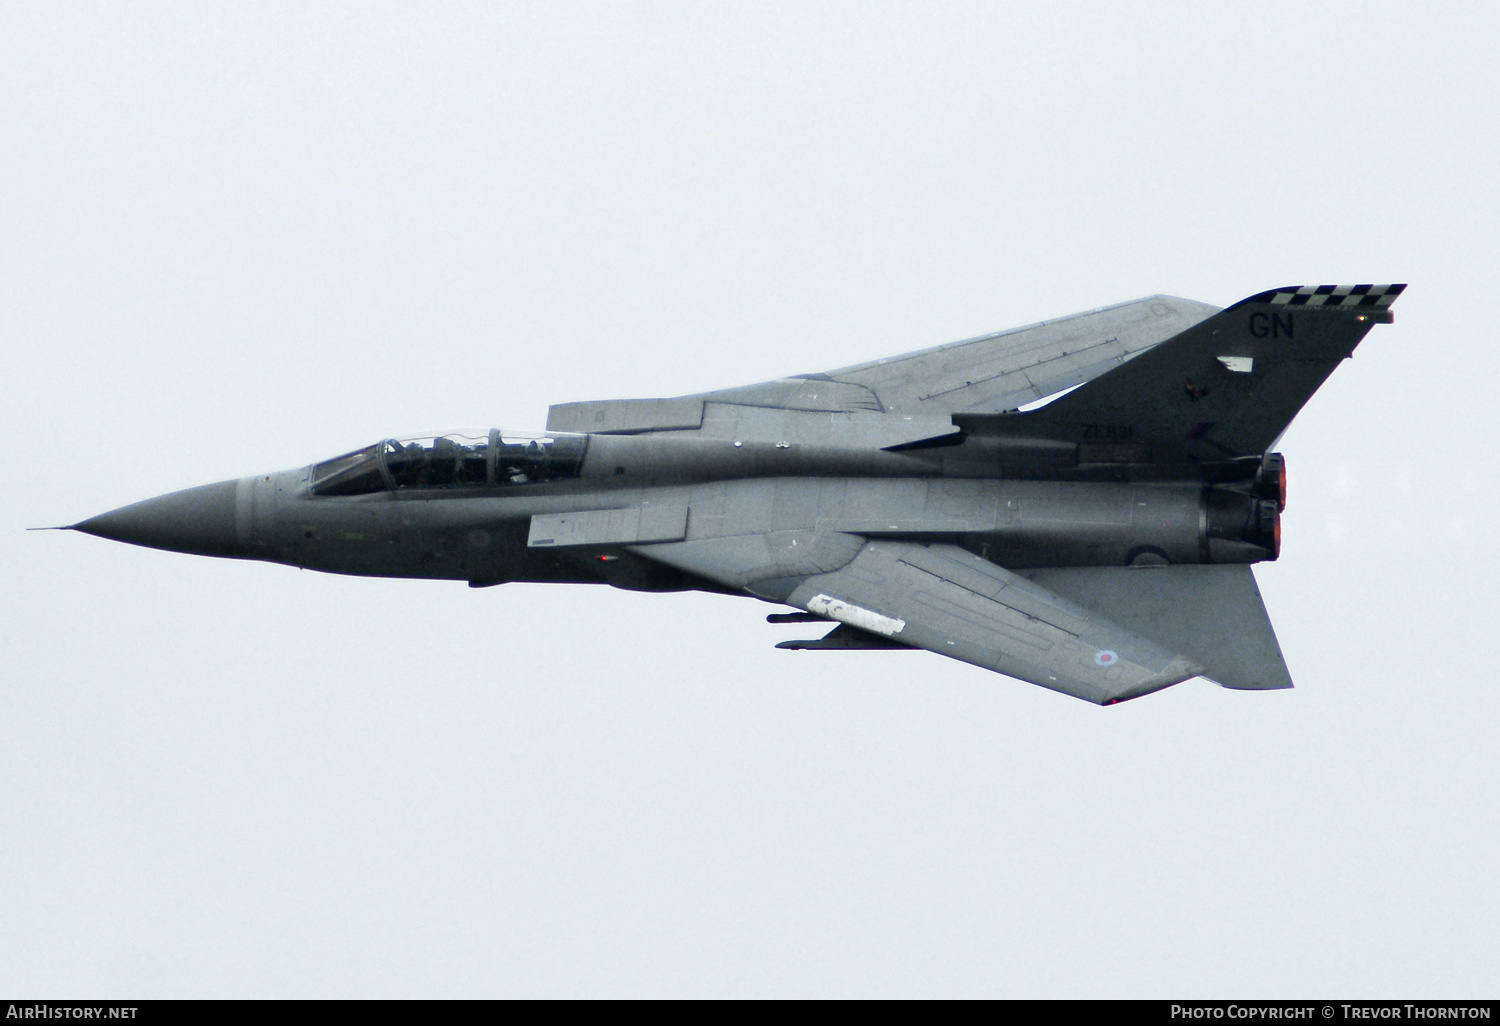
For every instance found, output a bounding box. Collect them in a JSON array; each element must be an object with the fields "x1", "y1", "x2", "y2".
[{"x1": 74, "y1": 479, "x2": 246, "y2": 557}]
